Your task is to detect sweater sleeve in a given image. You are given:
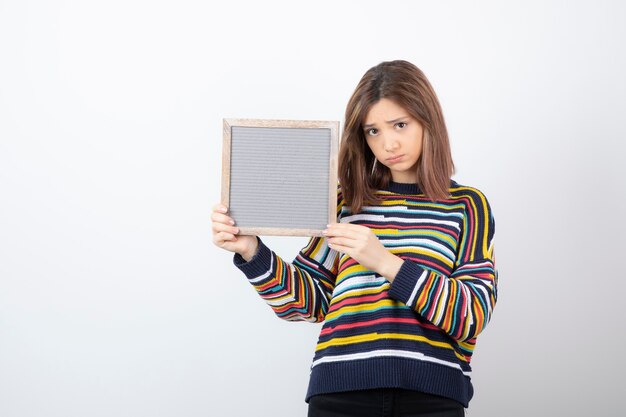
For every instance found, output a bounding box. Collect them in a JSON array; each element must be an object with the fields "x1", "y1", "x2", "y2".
[
  {"x1": 388, "y1": 188, "x2": 498, "y2": 343},
  {"x1": 233, "y1": 235, "x2": 340, "y2": 322},
  {"x1": 232, "y1": 184, "x2": 344, "y2": 323}
]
